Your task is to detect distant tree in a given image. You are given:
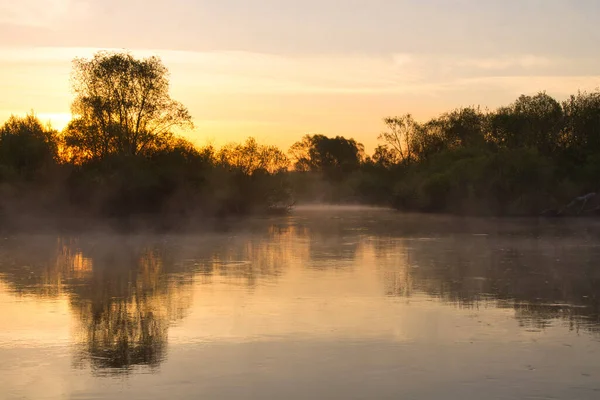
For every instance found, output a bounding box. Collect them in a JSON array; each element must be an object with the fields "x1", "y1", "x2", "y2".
[
  {"x1": 289, "y1": 134, "x2": 364, "y2": 179},
  {"x1": 561, "y1": 90, "x2": 600, "y2": 159},
  {"x1": 411, "y1": 121, "x2": 448, "y2": 160},
  {"x1": 149, "y1": 137, "x2": 215, "y2": 175},
  {"x1": 371, "y1": 144, "x2": 398, "y2": 167},
  {"x1": 288, "y1": 135, "x2": 314, "y2": 172},
  {"x1": 429, "y1": 107, "x2": 487, "y2": 149},
  {"x1": 489, "y1": 92, "x2": 563, "y2": 154},
  {"x1": 0, "y1": 113, "x2": 59, "y2": 178},
  {"x1": 64, "y1": 51, "x2": 193, "y2": 161},
  {"x1": 404, "y1": 107, "x2": 489, "y2": 161},
  {"x1": 379, "y1": 114, "x2": 420, "y2": 163},
  {"x1": 218, "y1": 137, "x2": 289, "y2": 174}
]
